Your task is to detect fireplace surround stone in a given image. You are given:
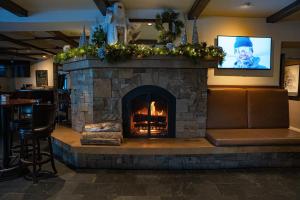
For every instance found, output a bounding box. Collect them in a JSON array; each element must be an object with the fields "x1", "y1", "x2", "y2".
[{"x1": 63, "y1": 57, "x2": 218, "y2": 138}]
